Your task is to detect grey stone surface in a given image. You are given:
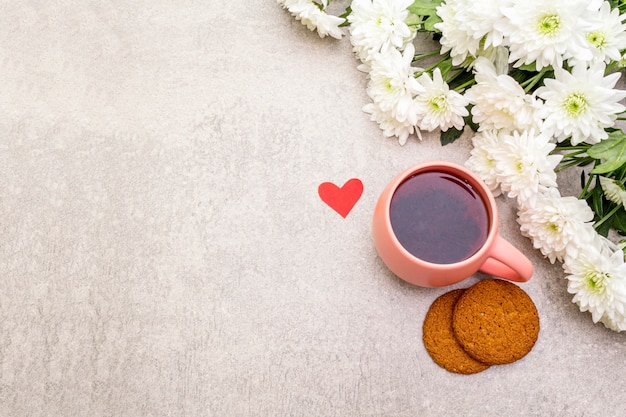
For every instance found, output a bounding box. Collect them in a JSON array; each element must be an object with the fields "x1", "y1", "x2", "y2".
[{"x1": 0, "y1": 1, "x2": 624, "y2": 416}]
